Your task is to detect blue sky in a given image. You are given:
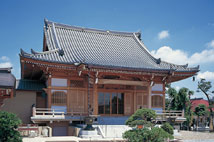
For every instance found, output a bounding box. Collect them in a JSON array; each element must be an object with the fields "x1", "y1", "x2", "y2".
[{"x1": 0, "y1": 0, "x2": 213, "y2": 98}]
